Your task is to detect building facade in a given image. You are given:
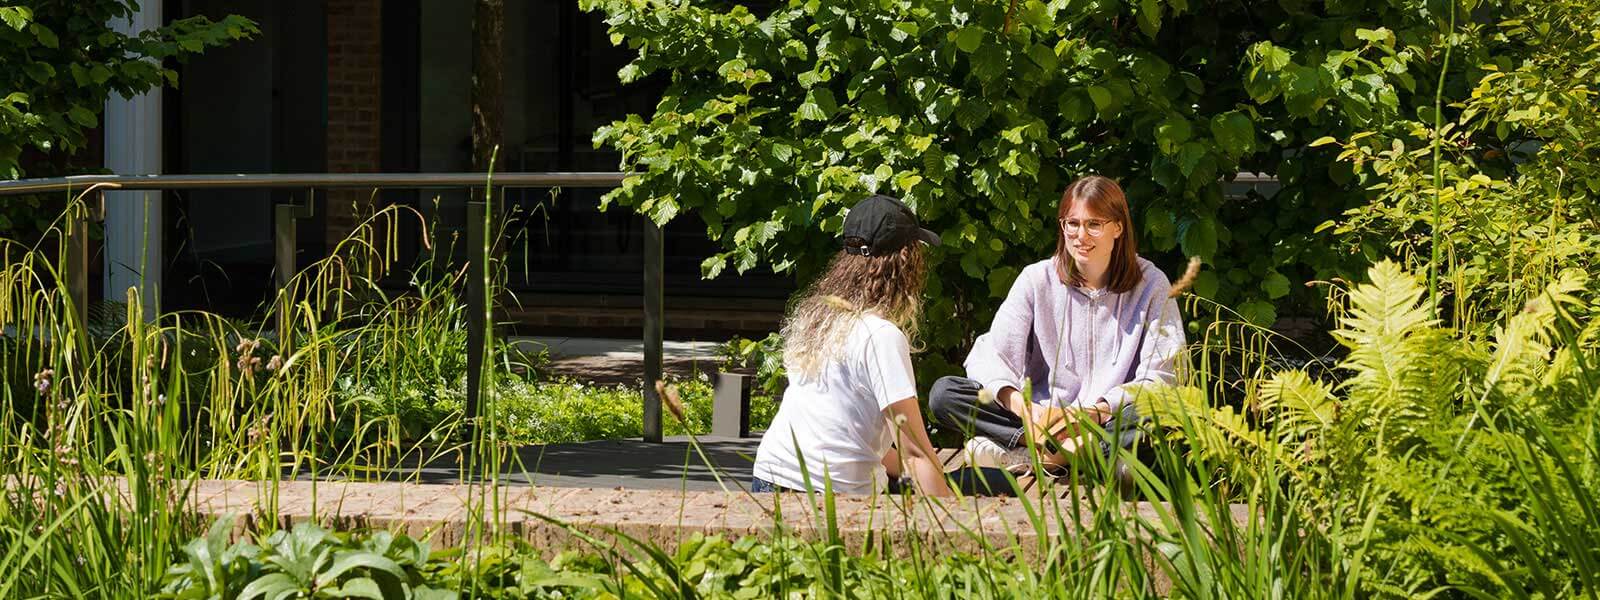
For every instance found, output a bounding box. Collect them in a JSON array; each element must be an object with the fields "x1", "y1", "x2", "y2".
[{"x1": 106, "y1": 1, "x2": 792, "y2": 336}]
